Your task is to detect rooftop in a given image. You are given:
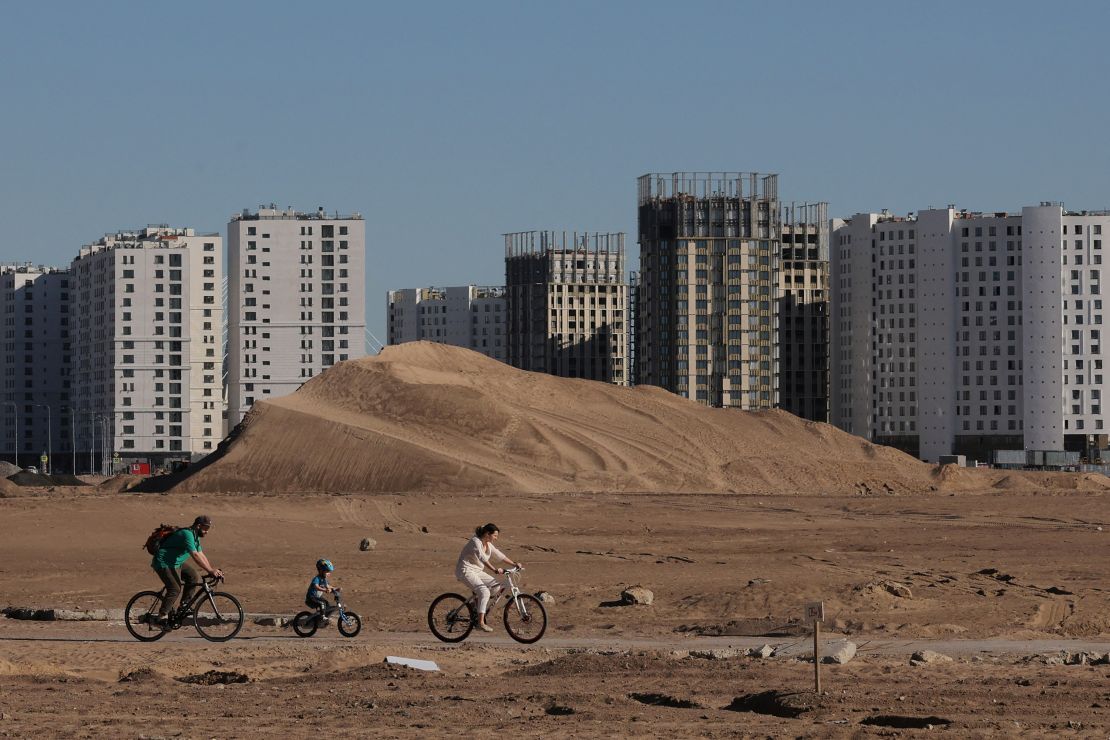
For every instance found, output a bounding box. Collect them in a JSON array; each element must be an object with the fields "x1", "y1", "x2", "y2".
[{"x1": 232, "y1": 205, "x2": 363, "y2": 221}]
